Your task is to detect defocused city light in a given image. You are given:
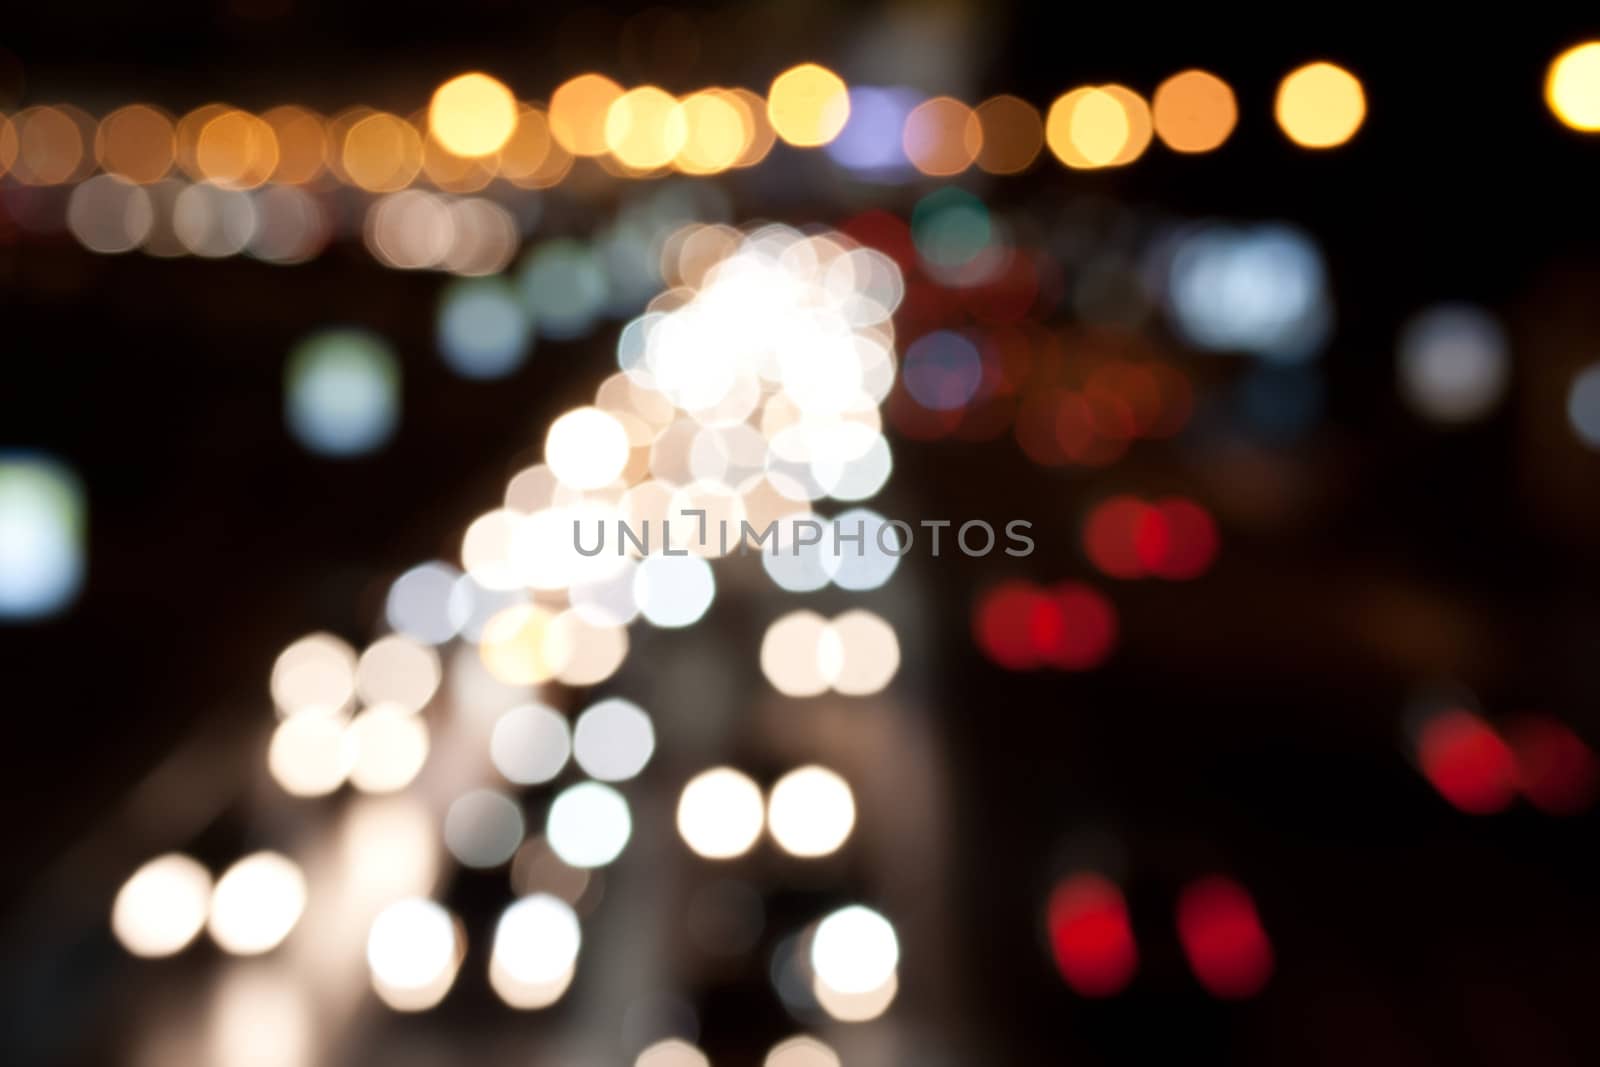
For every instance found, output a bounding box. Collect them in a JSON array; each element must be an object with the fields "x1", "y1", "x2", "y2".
[
  {"x1": 547, "y1": 781, "x2": 633, "y2": 868},
  {"x1": 550, "y1": 73, "x2": 625, "y2": 156},
  {"x1": 1152, "y1": 70, "x2": 1237, "y2": 153},
  {"x1": 677, "y1": 768, "x2": 764, "y2": 859},
  {"x1": 429, "y1": 72, "x2": 518, "y2": 157},
  {"x1": 0, "y1": 455, "x2": 85, "y2": 620},
  {"x1": 1175, "y1": 876, "x2": 1274, "y2": 999},
  {"x1": 284, "y1": 329, "x2": 401, "y2": 457},
  {"x1": 1275, "y1": 61, "x2": 1366, "y2": 147},
  {"x1": 367, "y1": 898, "x2": 462, "y2": 1011},
  {"x1": 112, "y1": 854, "x2": 212, "y2": 958},
  {"x1": 1547, "y1": 42, "x2": 1600, "y2": 130},
  {"x1": 767, "y1": 766, "x2": 856, "y2": 858},
  {"x1": 1397, "y1": 304, "x2": 1510, "y2": 423},
  {"x1": 811, "y1": 904, "x2": 899, "y2": 995},
  {"x1": 208, "y1": 852, "x2": 307, "y2": 955},
  {"x1": 767, "y1": 64, "x2": 851, "y2": 147},
  {"x1": 1047, "y1": 872, "x2": 1138, "y2": 996}
]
